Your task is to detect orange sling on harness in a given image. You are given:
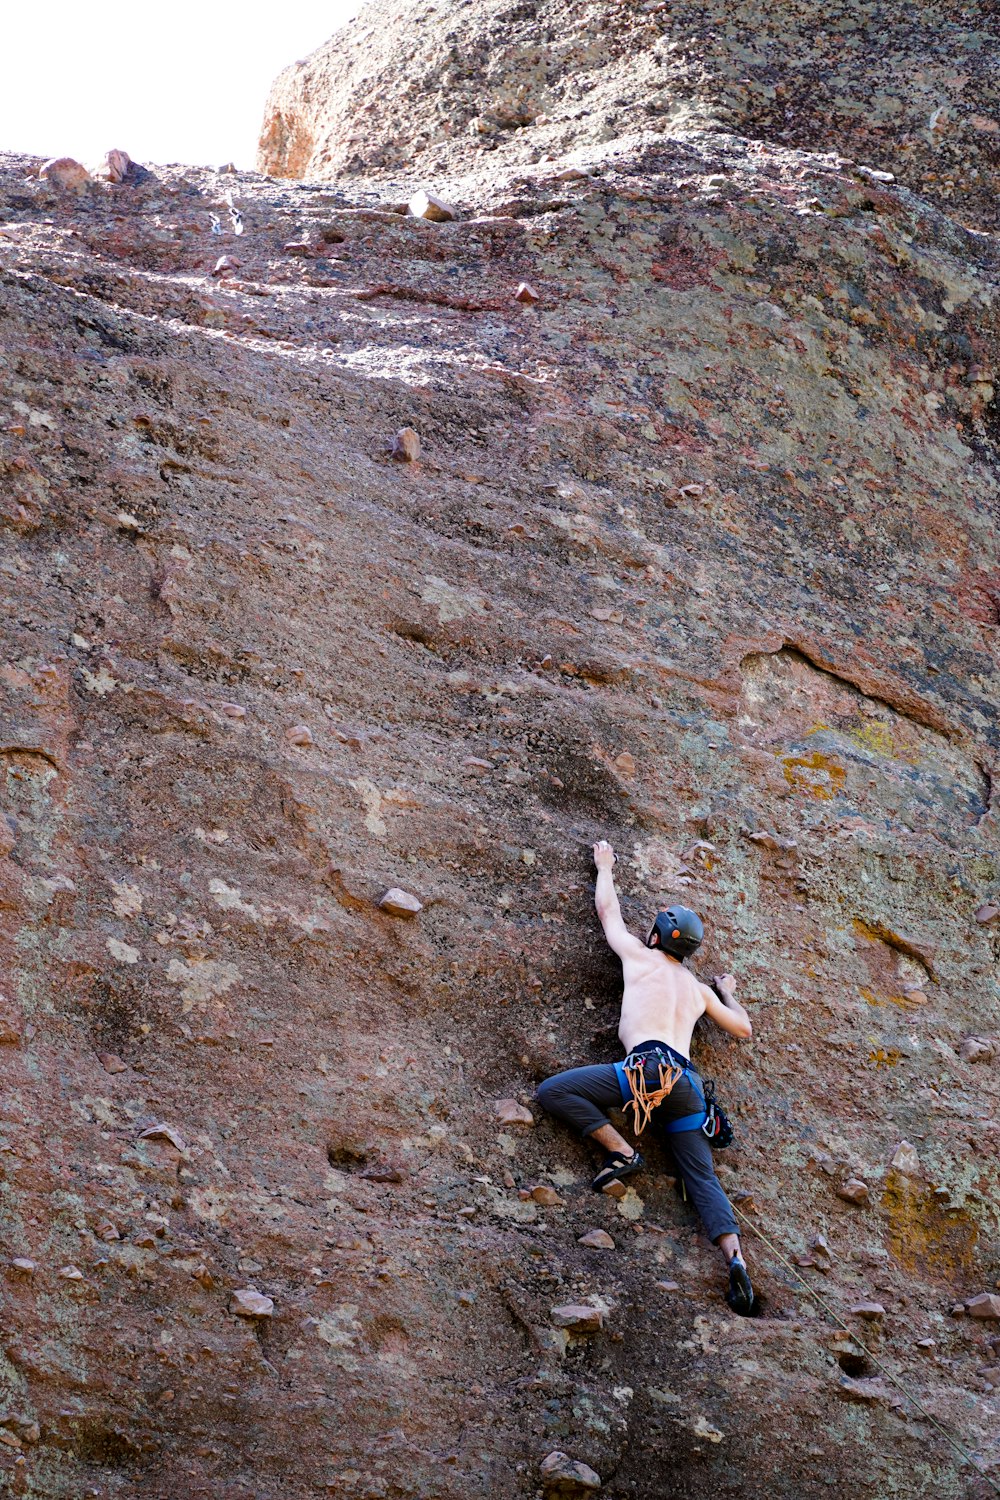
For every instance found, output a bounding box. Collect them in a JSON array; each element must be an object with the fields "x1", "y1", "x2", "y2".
[{"x1": 621, "y1": 1053, "x2": 683, "y2": 1136}]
